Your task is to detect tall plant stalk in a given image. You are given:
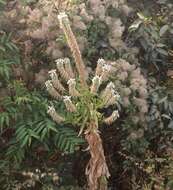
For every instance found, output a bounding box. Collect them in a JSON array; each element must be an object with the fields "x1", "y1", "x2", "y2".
[
  {"x1": 46, "y1": 12, "x2": 120, "y2": 190},
  {"x1": 58, "y1": 12, "x2": 109, "y2": 189}
]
